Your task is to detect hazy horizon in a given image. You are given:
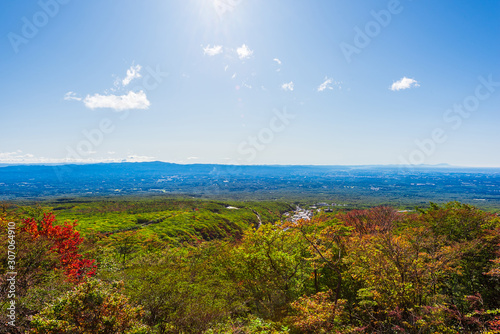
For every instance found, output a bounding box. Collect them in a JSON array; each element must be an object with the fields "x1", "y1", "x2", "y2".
[{"x1": 1, "y1": 160, "x2": 500, "y2": 169}]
